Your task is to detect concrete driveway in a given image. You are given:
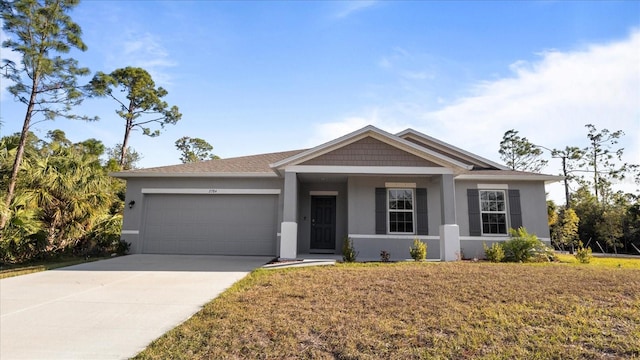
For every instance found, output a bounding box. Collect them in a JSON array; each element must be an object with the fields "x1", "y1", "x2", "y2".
[{"x1": 0, "y1": 254, "x2": 270, "y2": 360}]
